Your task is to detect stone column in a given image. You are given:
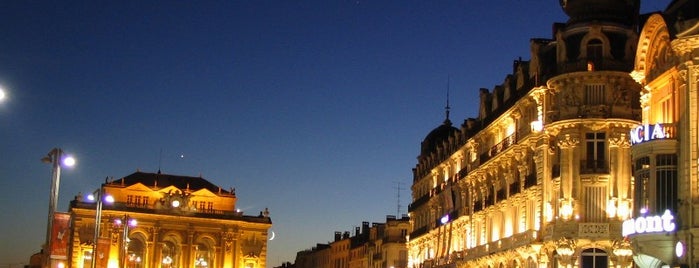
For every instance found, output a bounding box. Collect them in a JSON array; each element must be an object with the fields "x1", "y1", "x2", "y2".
[
  {"x1": 557, "y1": 133, "x2": 580, "y2": 220},
  {"x1": 610, "y1": 131, "x2": 632, "y2": 219},
  {"x1": 185, "y1": 228, "x2": 194, "y2": 268}
]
